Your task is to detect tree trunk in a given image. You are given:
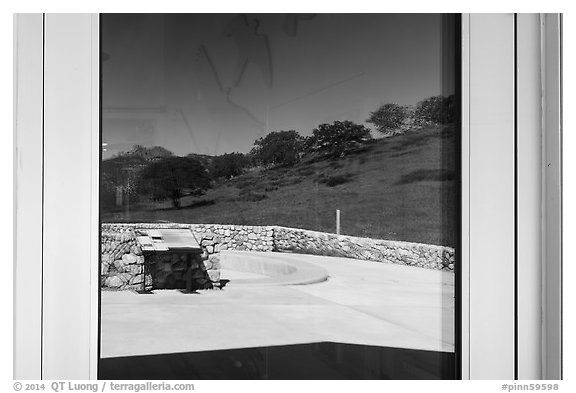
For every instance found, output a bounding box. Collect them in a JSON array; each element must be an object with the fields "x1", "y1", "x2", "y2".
[{"x1": 171, "y1": 189, "x2": 182, "y2": 209}]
